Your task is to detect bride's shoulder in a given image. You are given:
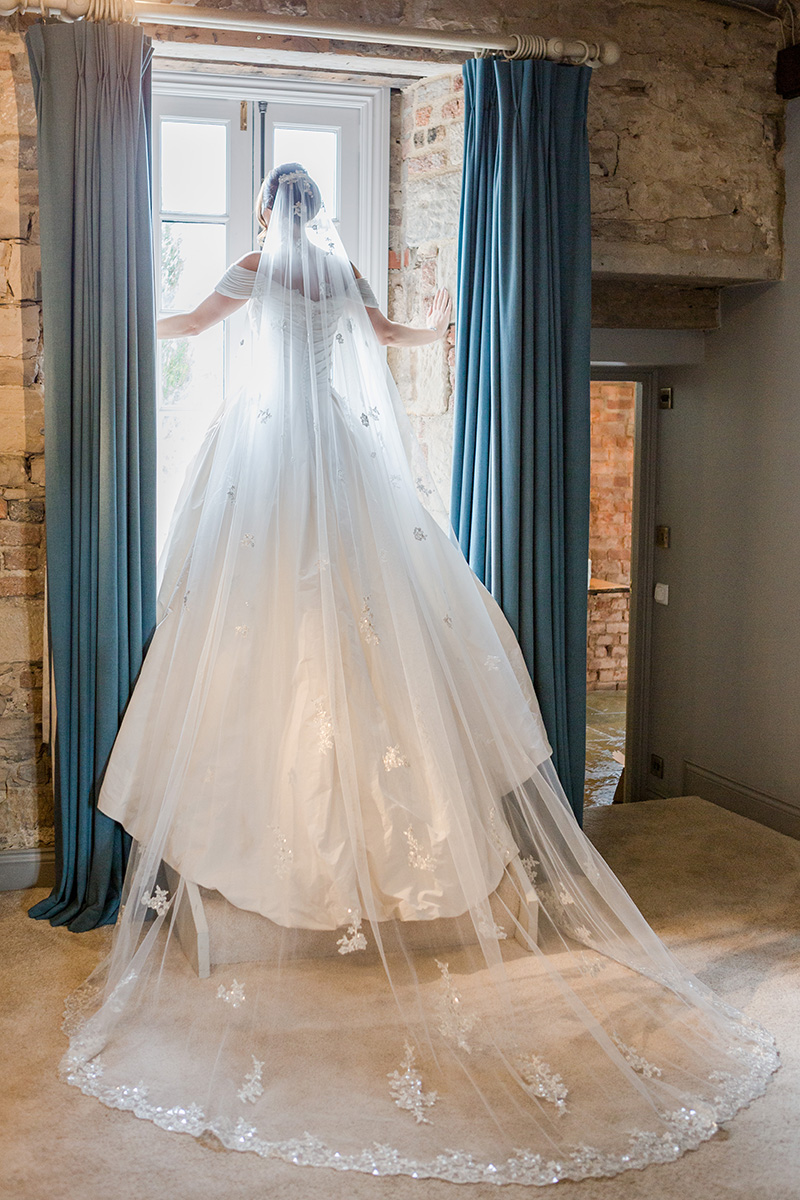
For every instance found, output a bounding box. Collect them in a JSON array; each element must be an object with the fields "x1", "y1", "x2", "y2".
[{"x1": 236, "y1": 252, "x2": 260, "y2": 273}]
